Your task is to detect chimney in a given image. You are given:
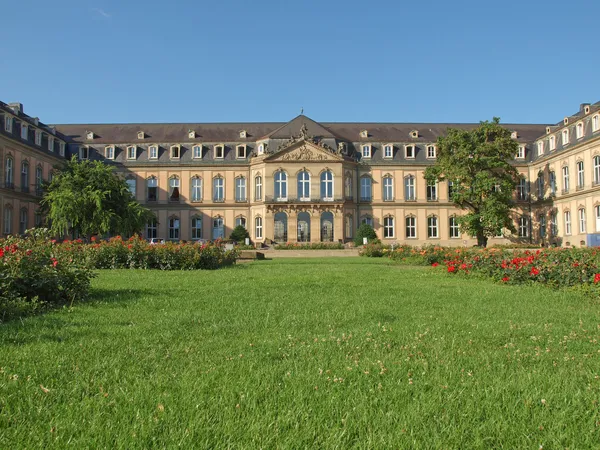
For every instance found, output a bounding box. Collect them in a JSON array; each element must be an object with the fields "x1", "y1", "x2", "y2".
[{"x1": 8, "y1": 102, "x2": 23, "y2": 114}]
